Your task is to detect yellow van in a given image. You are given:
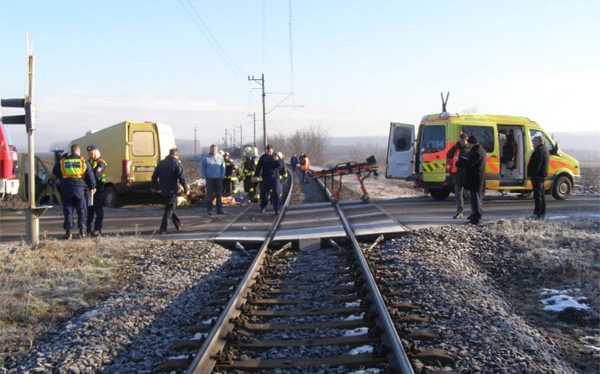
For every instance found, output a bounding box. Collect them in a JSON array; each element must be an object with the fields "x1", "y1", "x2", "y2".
[
  {"x1": 386, "y1": 112, "x2": 580, "y2": 200},
  {"x1": 69, "y1": 121, "x2": 176, "y2": 207}
]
